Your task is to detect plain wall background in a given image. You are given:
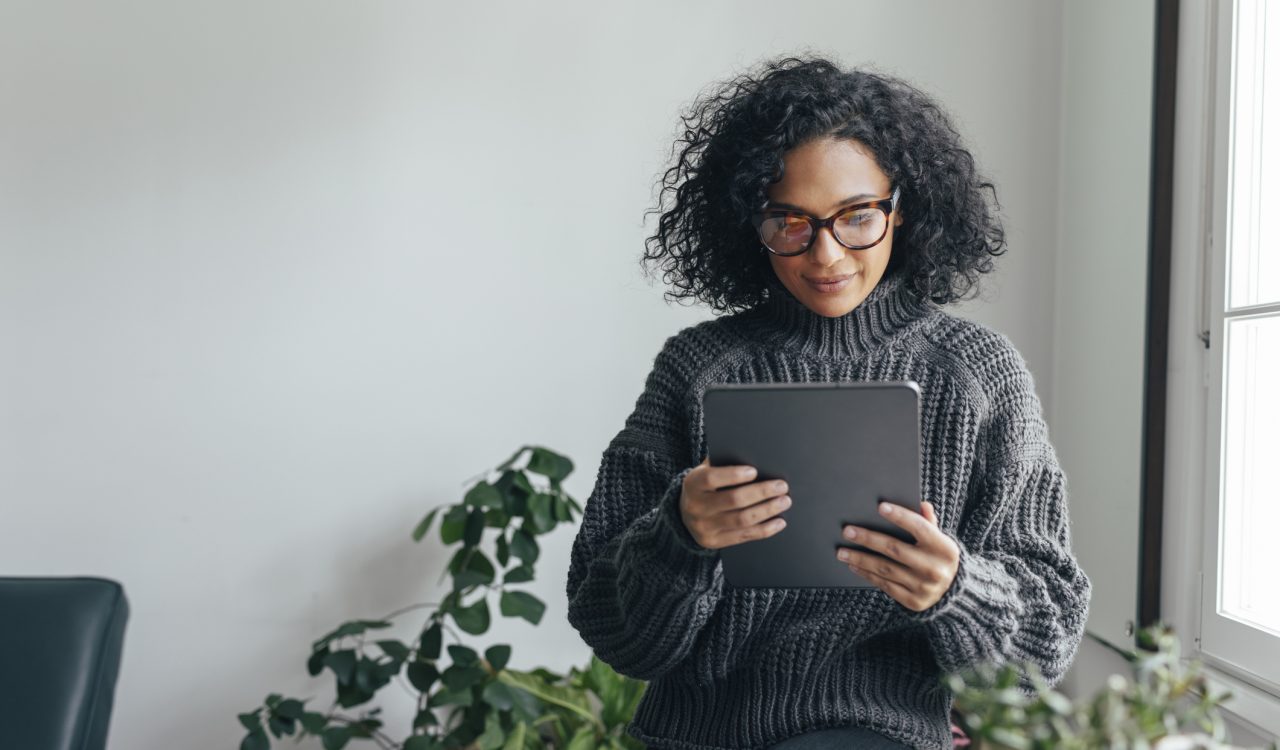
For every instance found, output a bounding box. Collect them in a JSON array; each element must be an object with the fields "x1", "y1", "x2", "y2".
[
  {"x1": 0, "y1": 0, "x2": 1191, "y2": 747},
  {"x1": 1050, "y1": 0, "x2": 1152, "y2": 670}
]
